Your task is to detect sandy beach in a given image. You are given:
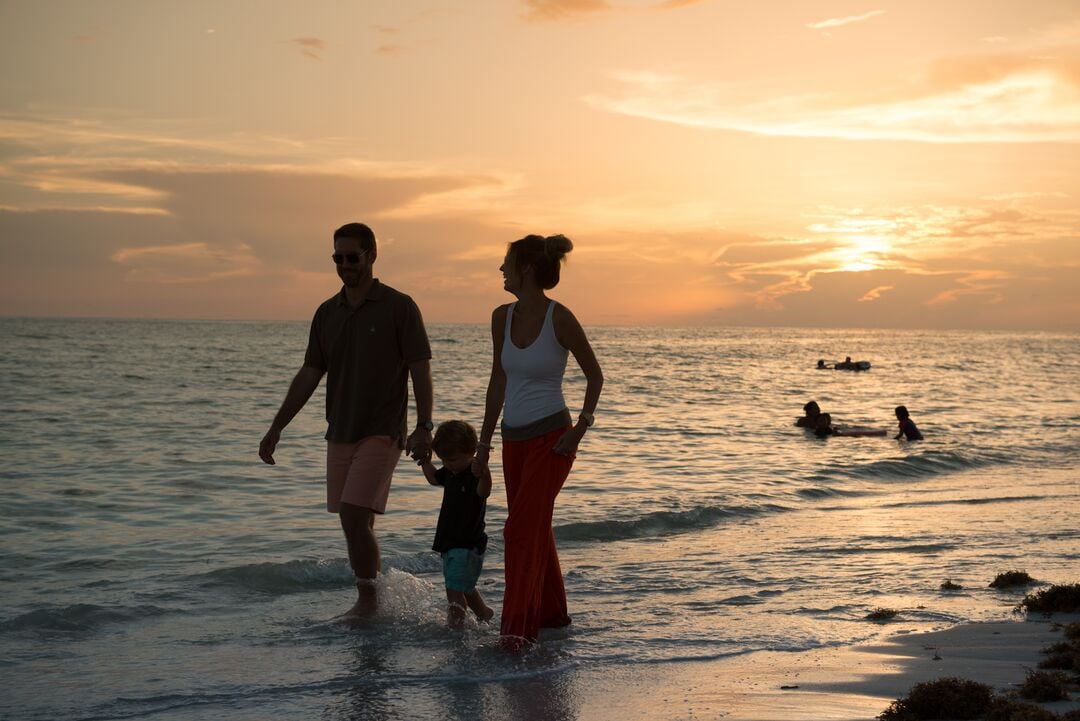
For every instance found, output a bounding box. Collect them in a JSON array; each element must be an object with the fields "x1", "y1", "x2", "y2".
[{"x1": 548, "y1": 618, "x2": 1080, "y2": 721}]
